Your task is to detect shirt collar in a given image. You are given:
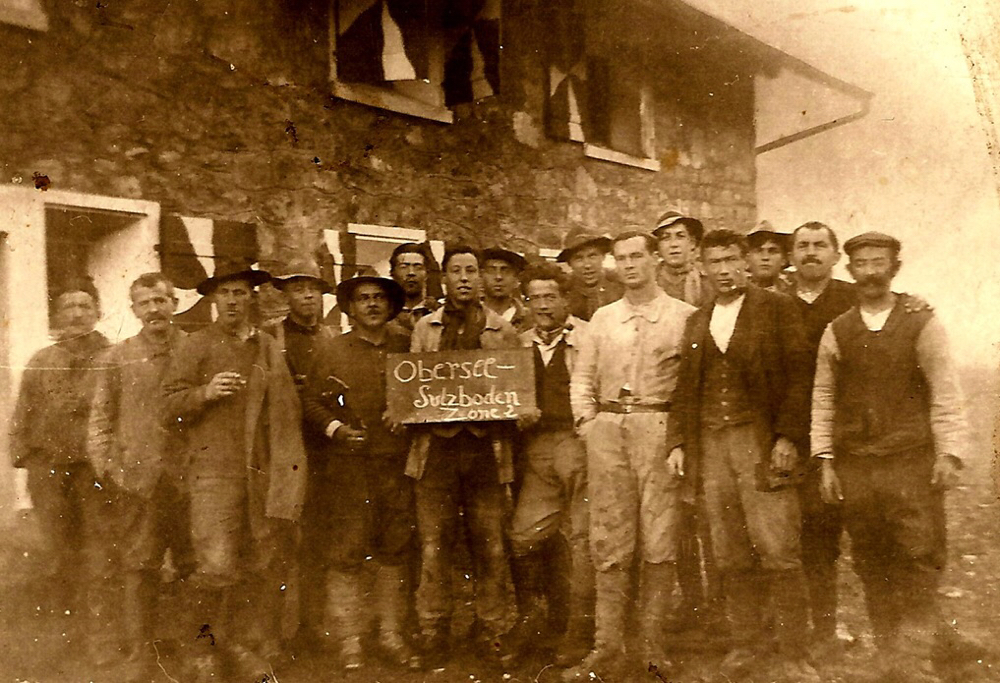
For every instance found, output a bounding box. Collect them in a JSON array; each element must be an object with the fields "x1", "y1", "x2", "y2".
[
  {"x1": 620, "y1": 292, "x2": 664, "y2": 323},
  {"x1": 284, "y1": 316, "x2": 320, "y2": 335}
]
